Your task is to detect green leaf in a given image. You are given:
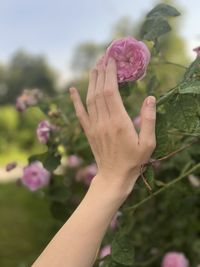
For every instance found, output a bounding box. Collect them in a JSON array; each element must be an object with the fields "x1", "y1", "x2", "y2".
[
  {"x1": 165, "y1": 93, "x2": 200, "y2": 134},
  {"x1": 141, "y1": 16, "x2": 171, "y2": 41},
  {"x1": 111, "y1": 233, "x2": 135, "y2": 266},
  {"x1": 29, "y1": 151, "x2": 61, "y2": 172},
  {"x1": 140, "y1": 3, "x2": 180, "y2": 41},
  {"x1": 178, "y1": 81, "x2": 200, "y2": 94},
  {"x1": 50, "y1": 202, "x2": 71, "y2": 221},
  {"x1": 48, "y1": 184, "x2": 69, "y2": 203},
  {"x1": 100, "y1": 256, "x2": 125, "y2": 267},
  {"x1": 146, "y1": 3, "x2": 181, "y2": 18},
  {"x1": 183, "y1": 56, "x2": 200, "y2": 82}
]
